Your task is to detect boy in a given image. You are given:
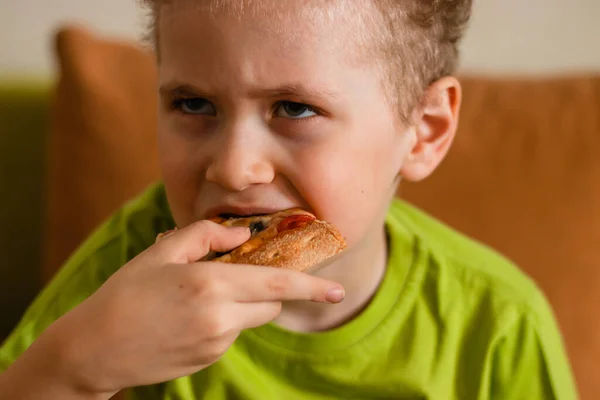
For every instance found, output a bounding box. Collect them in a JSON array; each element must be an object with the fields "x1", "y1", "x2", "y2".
[{"x1": 0, "y1": 0, "x2": 578, "y2": 399}]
